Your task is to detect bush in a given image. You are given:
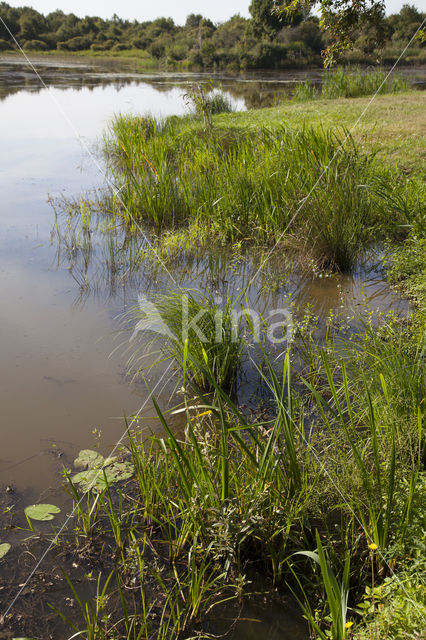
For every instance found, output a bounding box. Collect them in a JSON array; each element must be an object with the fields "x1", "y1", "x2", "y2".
[
  {"x1": 112, "y1": 43, "x2": 130, "y2": 51},
  {"x1": 0, "y1": 38, "x2": 12, "y2": 51},
  {"x1": 58, "y1": 35, "x2": 91, "y2": 51},
  {"x1": 23, "y1": 39, "x2": 48, "y2": 51}
]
